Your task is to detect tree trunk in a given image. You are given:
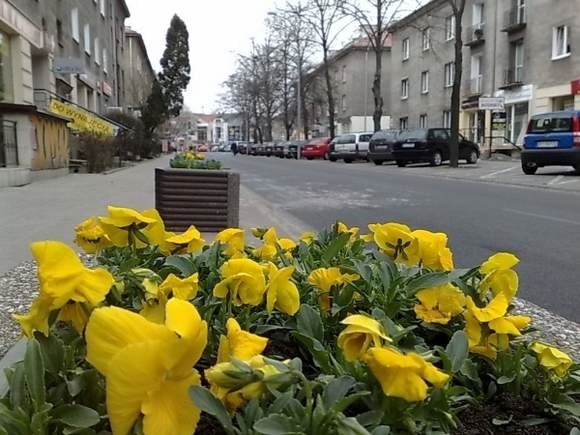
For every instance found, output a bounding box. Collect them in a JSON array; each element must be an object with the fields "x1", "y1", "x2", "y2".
[
  {"x1": 449, "y1": 9, "x2": 464, "y2": 168},
  {"x1": 322, "y1": 44, "x2": 336, "y2": 139},
  {"x1": 372, "y1": 43, "x2": 383, "y2": 133}
]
